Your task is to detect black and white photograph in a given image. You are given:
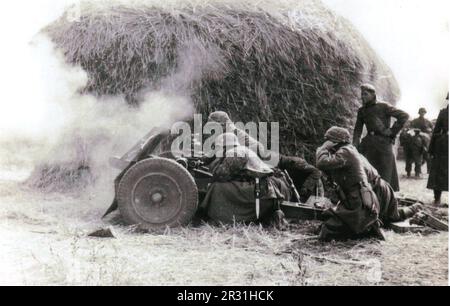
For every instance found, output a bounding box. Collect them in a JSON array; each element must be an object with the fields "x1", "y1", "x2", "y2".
[{"x1": 0, "y1": 0, "x2": 448, "y2": 288}]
